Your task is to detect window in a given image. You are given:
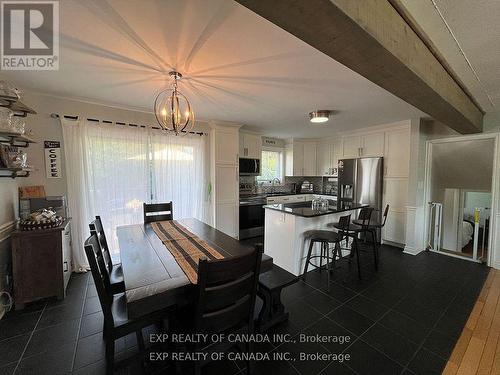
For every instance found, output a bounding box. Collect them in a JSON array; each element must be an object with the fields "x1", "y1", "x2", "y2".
[{"x1": 257, "y1": 149, "x2": 283, "y2": 183}]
